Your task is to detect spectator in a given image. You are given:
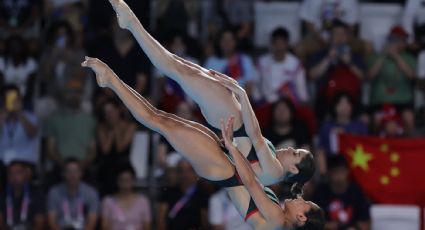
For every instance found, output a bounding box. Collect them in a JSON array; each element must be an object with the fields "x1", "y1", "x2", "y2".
[
  {"x1": 47, "y1": 158, "x2": 99, "y2": 230},
  {"x1": 0, "y1": 36, "x2": 37, "y2": 103},
  {"x1": 43, "y1": 0, "x2": 87, "y2": 34},
  {"x1": 220, "y1": 0, "x2": 254, "y2": 52},
  {"x1": 0, "y1": 85, "x2": 39, "y2": 165},
  {"x1": 297, "y1": 0, "x2": 360, "y2": 61},
  {"x1": 263, "y1": 98, "x2": 311, "y2": 150},
  {"x1": 317, "y1": 93, "x2": 367, "y2": 175},
  {"x1": 309, "y1": 20, "x2": 365, "y2": 120},
  {"x1": 401, "y1": 0, "x2": 425, "y2": 47},
  {"x1": 0, "y1": 0, "x2": 40, "y2": 39},
  {"x1": 375, "y1": 104, "x2": 405, "y2": 137},
  {"x1": 0, "y1": 161, "x2": 45, "y2": 230},
  {"x1": 45, "y1": 79, "x2": 96, "y2": 171},
  {"x1": 205, "y1": 28, "x2": 258, "y2": 98},
  {"x1": 200, "y1": 0, "x2": 253, "y2": 47},
  {"x1": 258, "y1": 27, "x2": 309, "y2": 105},
  {"x1": 92, "y1": 19, "x2": 151, "y2": 96},
  {"x1": 368, "y1": 26, "x2": 416, "y2": 106},
  {"x1": 208, "y1": 189, "x2": 251, "y2": 230},
  {"x1": 157, "y1": 159, "x2": 208, "y2": 230},
  {"x1": 313, "y1": 155, "x2": 371, "y2": 230},
  {"x1": 38, "y1": 20, "x2": 88, "y2": 99},
  {"x1": 96, "y1": 99, "x2": 137, "y2": 196},
  {"x1": 156, "y1": 0, "x2": 200, "y2": 39},
  {"x1": 87, "y1": 0, "x2": 150, "y2": 38},
  {"x1": 101, "y1": 163, "x2": 151, "y2": 230},
  {"x1": 367, "y1": 26, "x2": 416, "y2": 131},
  {"x1": 299, "y1": 0, "x2": 359, "y2": 41}
]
